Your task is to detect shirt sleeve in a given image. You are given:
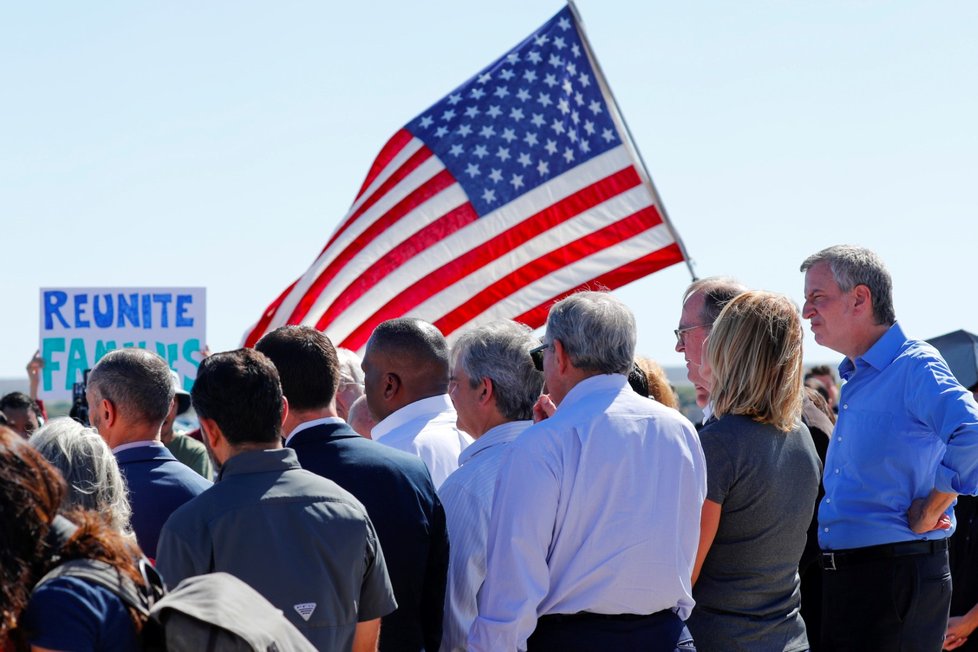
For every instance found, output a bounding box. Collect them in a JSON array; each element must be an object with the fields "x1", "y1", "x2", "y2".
[
  {"x1": 699, "y1": 423, "x2": 737, "y2": 504},
  {"x1": 357, "y1": 513, "x2": 398, "y2": 621},
  {"x1": 24, "y1": 576, "x2": 138, "y2": 652},
  {"x1": 909, "y1": 356, "x2": 978, "y2": 495},
  {"x1": 469, "y1": 437, "x2": 559, "y2": 652}
]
